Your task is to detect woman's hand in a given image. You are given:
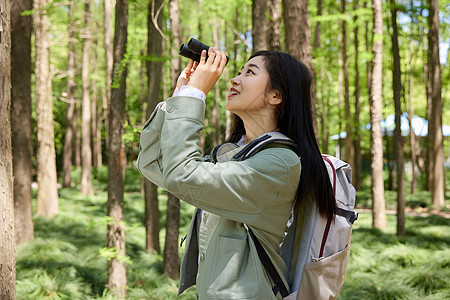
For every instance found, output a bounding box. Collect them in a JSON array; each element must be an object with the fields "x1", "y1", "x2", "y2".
[
  {"x1": 174, "y1": 59, "x2": 198, "y2": 95},
  {"x1": 187, "y1": 47, "x2": 227, "y2": 96}
]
